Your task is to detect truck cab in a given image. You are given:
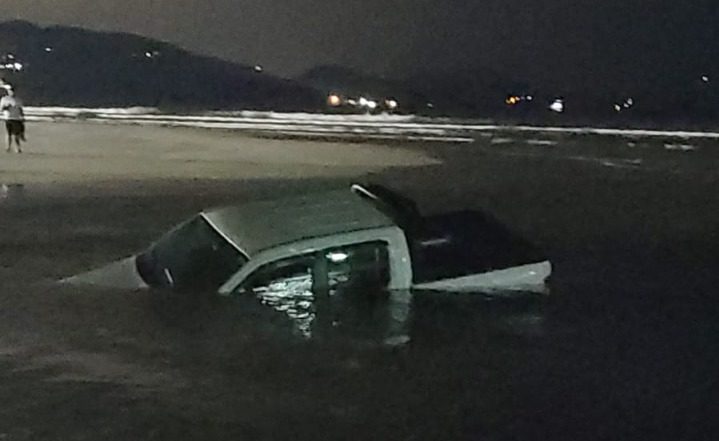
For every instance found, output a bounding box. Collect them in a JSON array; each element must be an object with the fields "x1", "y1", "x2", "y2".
[
  {"x1": 64, "y1": 184, "x2": 551, "y2": 339},
  {"x1": 68, "y1": 183, "x2": 550, "y2": 295}
]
